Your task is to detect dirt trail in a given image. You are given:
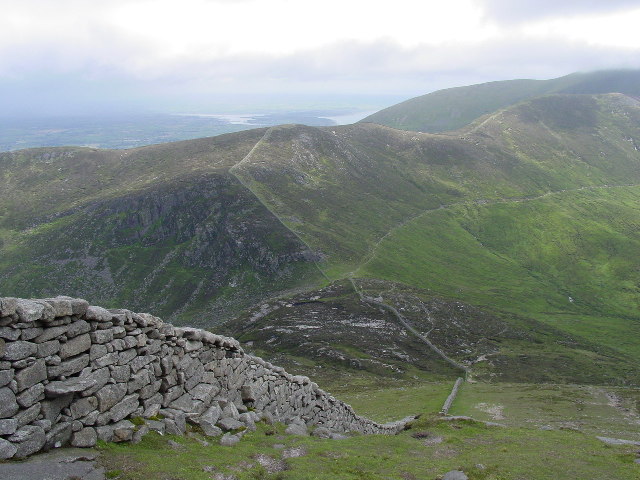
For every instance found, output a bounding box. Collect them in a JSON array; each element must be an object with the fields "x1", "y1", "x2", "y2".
[
  {"x1": 229, "y1": 128, "x2": 330, "y2": 282},
  {"x1": 601, "y1": 388, "x2": 640, "y2": 426},
  {"x1": 348, "y1": 277, "x2": 469, "y2": 376},
  {"x1": 354, "y1": 182, "x2": 640, "y2": 274}
]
